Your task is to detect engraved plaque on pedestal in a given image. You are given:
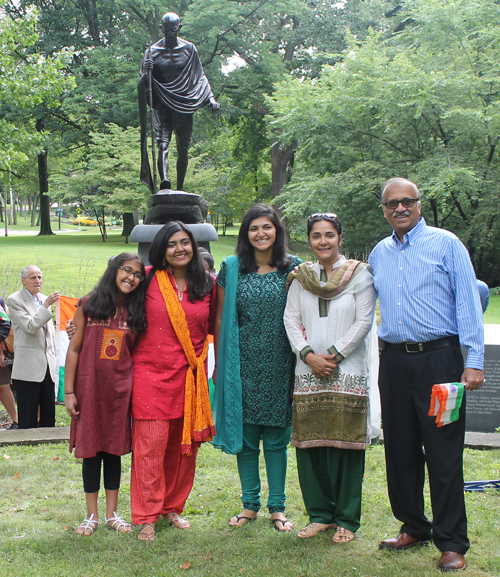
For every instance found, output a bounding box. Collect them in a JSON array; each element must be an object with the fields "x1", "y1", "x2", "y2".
[{"x1": 466, "y1": 344, "x2": 500, "y2": 433}]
